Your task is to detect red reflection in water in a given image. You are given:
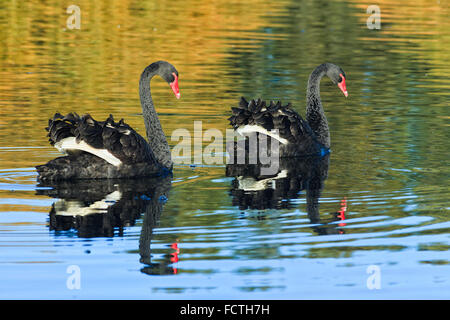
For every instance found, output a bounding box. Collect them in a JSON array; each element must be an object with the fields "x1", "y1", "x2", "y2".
[
  {"x1": 337, "y1": 197, "x2": 347, "y2": 234},
  {"x1": 170, "y1": 242, "x2": 180, "y2": 274}
]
